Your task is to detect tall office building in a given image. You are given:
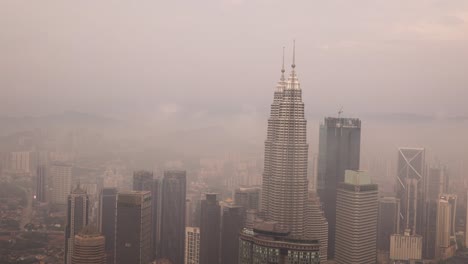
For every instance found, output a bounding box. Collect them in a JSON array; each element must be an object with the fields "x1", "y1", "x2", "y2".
[
  {"x1": 377, "y1": 197, "x2": 400, "y2": 263},
  {"x1": 261, "y1": 43, "x2": 310, "y2": 238},
  {"x1": 72, "y1": 228, "x2": 106, "y2": 264},
  {"x1": 220, "y1": 205, "x2": 244, "y2": 264},
  {"x1": 317, "y1": 117, "x2": 361, "y2": 258},
  {"x1": 160, "y1": 170, "x2": 186, "y2": 264},
  {"x1": 36, "y1": 165, "x2": 47, "y2": 202},
  {"x1": 423, "y1": 166, "x2": 448, "y2": 259},
  {"x1": 185, "y1": 227, "x2": 200, "y2": 264},
  {"x1": 49, "y1": 163, "x2": 73, "y2": 205},
  {"x1": 199, "y1": 193, "x2": 221, "y2": 264},
  {"x1": 435, "y1": 194, "x2": 457, "y2": 260},
  {"x1": 335, "y1": 170, "x2": 378, "y2": 264},
  {"x1": 65, "y1": 185, "x2": 90, "y2": 264},
  {"x1": 466, "y1": 191, "x2": 468, "y2": 250},
  {"x1": 395, "y1": 147, "x2": 425, "y2": 235},
  {"x1": 115, "y1": 191, "x2": 152, "y2": 264},
  {"x1": 305, "y1": 191, "x2": 328, "y2": 263},
  {"x1": 133, "y1": 171, "x2": 160, "y2": 258},
  {"x1": 239, "y1": 221, "x2": 321, "y2": 264},
  {"x1": 234, "y1": 187, "x2": 260, "y2": 211},
  {"x1": 98, "y1": 187, "x2": 117, "y2": 264}
]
